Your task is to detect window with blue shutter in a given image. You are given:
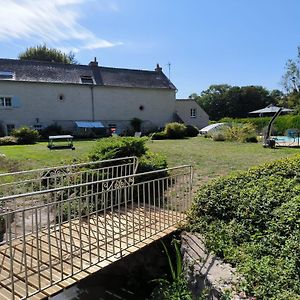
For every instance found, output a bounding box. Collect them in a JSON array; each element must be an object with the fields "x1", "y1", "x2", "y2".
[{"x1": 12, "y1": 96, "x2": 21, "y2": 108}]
